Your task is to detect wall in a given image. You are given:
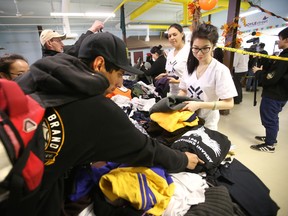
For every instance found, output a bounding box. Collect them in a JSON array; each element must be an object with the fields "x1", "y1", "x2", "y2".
[
  {"x1": 0, "y1": 26, "x2": 42, "y2": 64},
  {"x1": 208, "y1": 0, "x2": 288, "y2": 54},
  {"x1": 0, "y1": 0, "x2": 287, "y2": 64},
  {"x1": 0, "y1": 25, "x2": 160, "y2": 65}
]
